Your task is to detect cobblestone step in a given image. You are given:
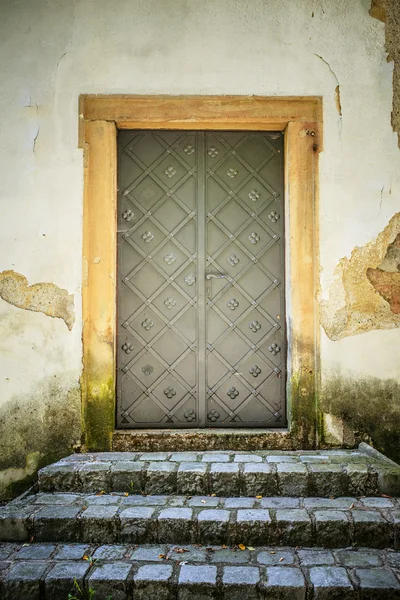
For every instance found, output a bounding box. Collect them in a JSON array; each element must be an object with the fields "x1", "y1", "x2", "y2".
[
  {"x1": 2, "y1": 493, "x2": 400, "y2": 549},
  {"x1": 37, "y1": 449, "x2": 400, "y2": 498},
  {"x1": 1, "y1": 542, "x2": 400, "y2": 599}
]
